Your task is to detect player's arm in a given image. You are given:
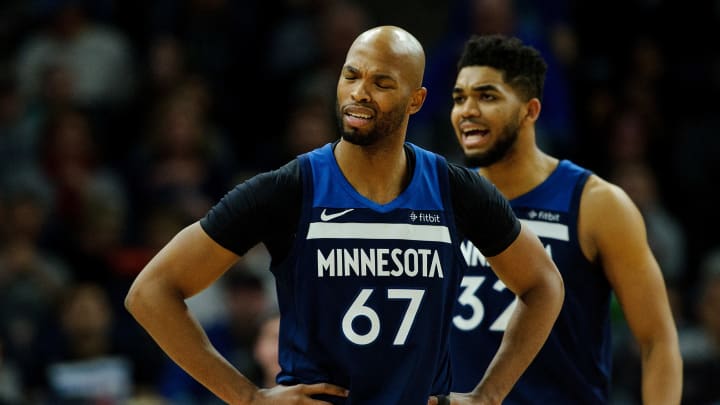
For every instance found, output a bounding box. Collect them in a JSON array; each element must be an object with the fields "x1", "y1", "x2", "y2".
[
  {"x1": 125, "y1": 226, "x2": 348, "y2": 405},
  {"x1": 582, "y1": 176, "x2": 682, "y2": 405},
  {"x1": 125, "y1": 163, "x2": 348, "y2": 404},
  {"x1": 468, "y1": 223, "x2": 564, "y2": 404},
  {"x1": 125, "y1": 222, "x2": 257, "y2": 402}
]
